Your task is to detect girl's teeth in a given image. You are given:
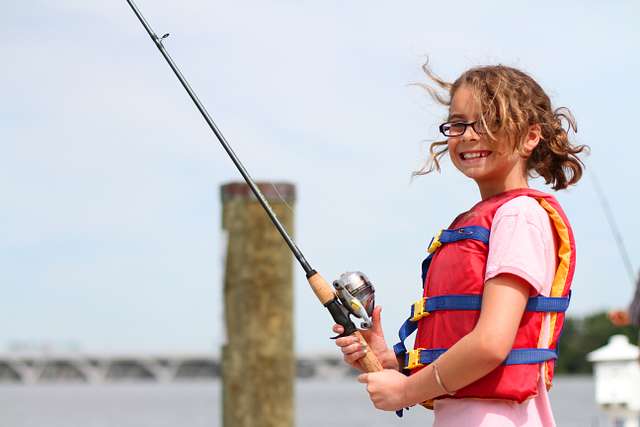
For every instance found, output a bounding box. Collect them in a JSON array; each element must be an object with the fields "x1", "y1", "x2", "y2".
[{"x1": 462, "y1": 152, "x2": 489, "y2": 160}]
